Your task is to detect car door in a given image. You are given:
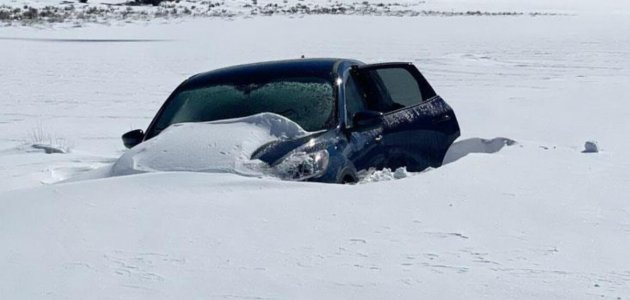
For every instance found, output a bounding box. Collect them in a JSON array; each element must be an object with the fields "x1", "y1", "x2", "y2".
[
  {"x1": 342, "y1": 72, "x2": 387, "y2": 172},
  {"x1": 353, "y1": 63, "x2": 460, "y2": 171}
]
